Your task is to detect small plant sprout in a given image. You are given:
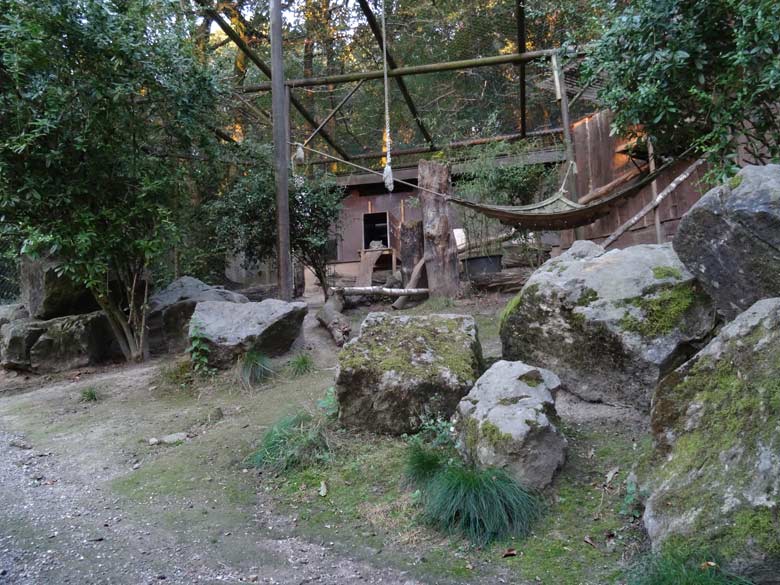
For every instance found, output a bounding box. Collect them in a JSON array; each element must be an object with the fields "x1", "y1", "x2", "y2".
[
  {"x1": 187, "y1": 320, "x2": 215, "y2": 377},
  {"x1": 288, "y1": 352, "x2": 314, "y2": 377},
  {"x1": 80, "y1": 387, "x2": 99, "y2": 402}
]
